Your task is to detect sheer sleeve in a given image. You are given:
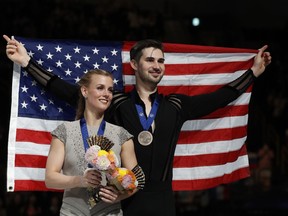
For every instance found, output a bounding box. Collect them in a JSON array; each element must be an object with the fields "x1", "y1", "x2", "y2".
[
  {"x1": 23, "y1": 58, "x2": 80, "y2": 108},
  {"x1": 227, "y1": 69, "x2": 256, "y2": 94},
  {"x1": 24, "y1": 58, "x2": 54, "y2": 87}
]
